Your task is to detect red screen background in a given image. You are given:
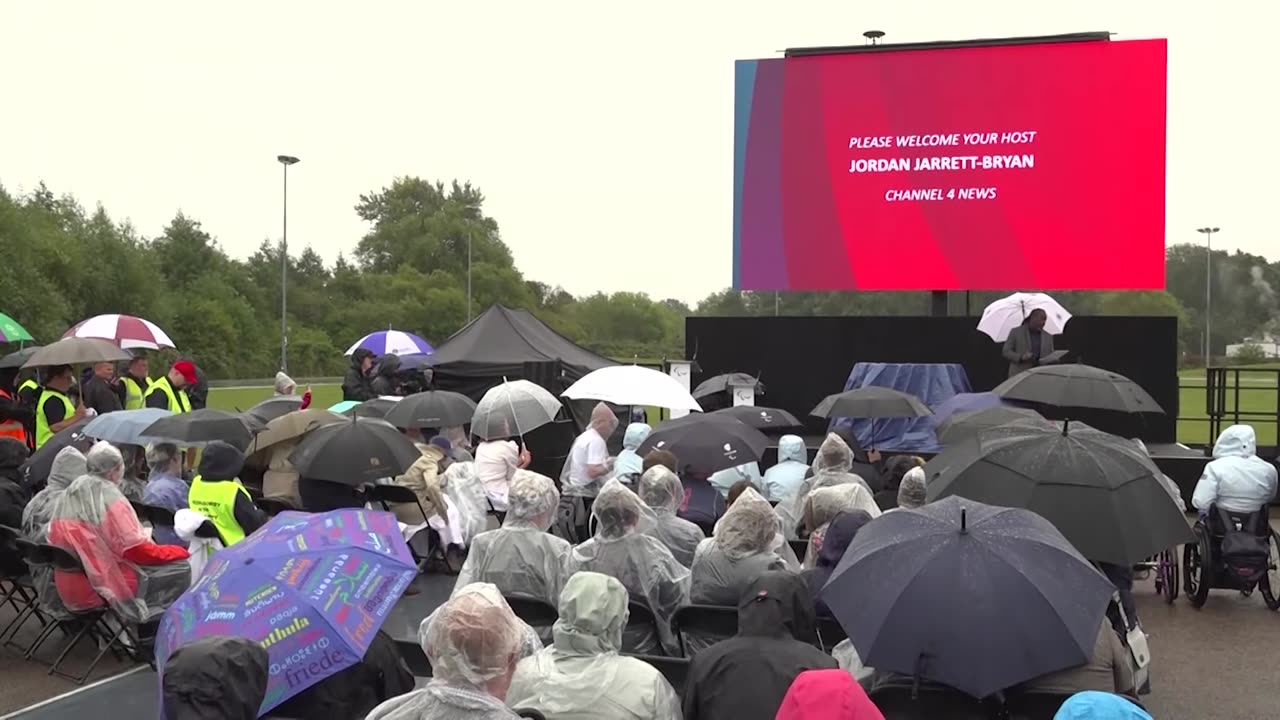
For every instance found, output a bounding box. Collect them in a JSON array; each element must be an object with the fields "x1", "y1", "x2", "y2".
[{"x1": 733, "y1": 39, "x2": 1168, "y2": 291}]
